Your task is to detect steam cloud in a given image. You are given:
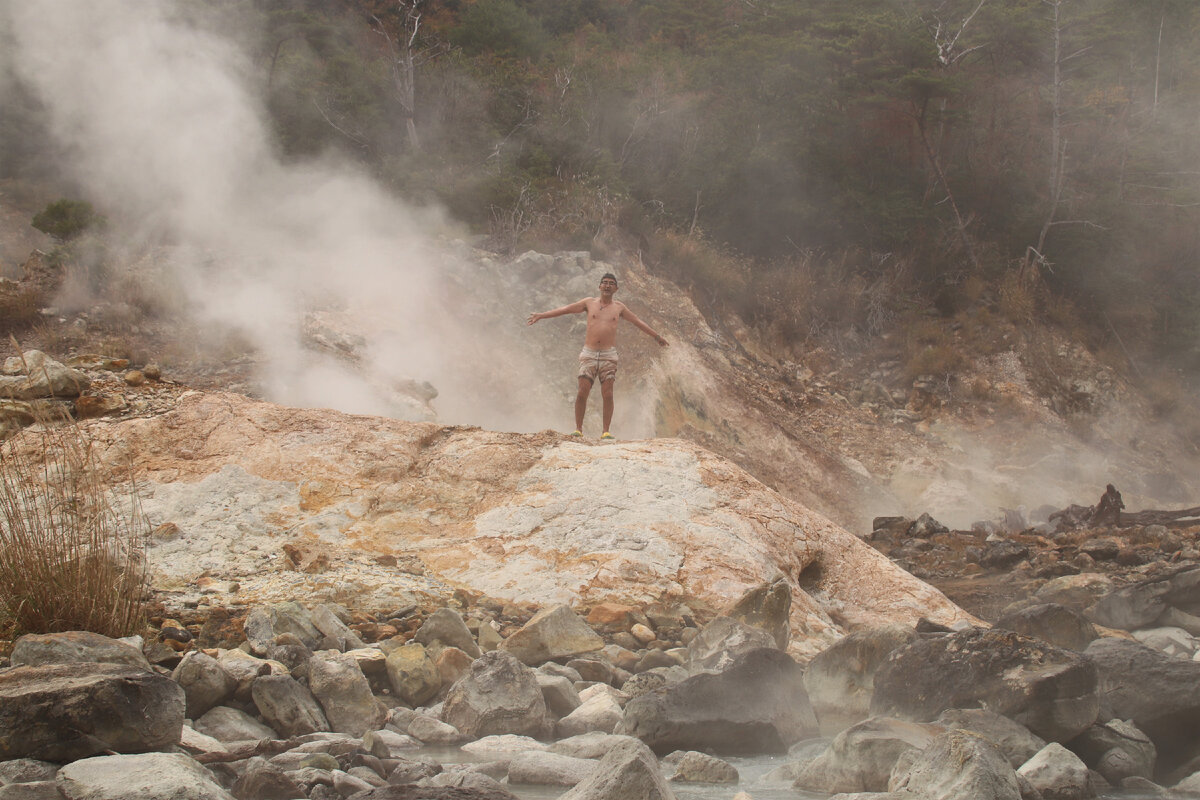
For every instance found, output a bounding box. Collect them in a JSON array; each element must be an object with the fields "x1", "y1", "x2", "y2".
[{"x1": 3, "y1": 0, "x2": 565, "y2": 431}]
